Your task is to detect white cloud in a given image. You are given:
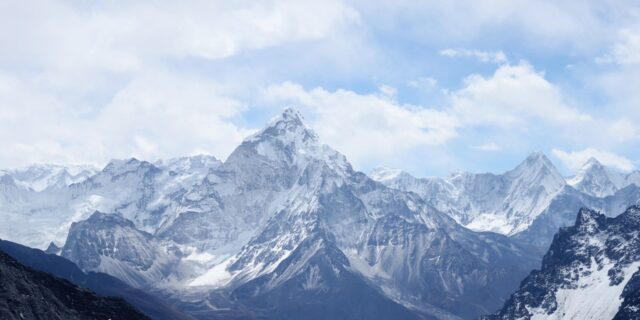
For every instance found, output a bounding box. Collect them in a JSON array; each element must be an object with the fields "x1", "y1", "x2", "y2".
[
  {"x1": 552, "y1": 148, "x2": 635, "y2": 172},
  {"x1": 0, "y1": 71, "x2": 252, "y2": 167},
  {"x1": 596, "y1": 28, "x2": 640, "y2": 65},
  {"x1": 0, "y1": 0, "x2": 359, "y2": 168},
  {"x1": 607, "y1": 119, "x2": 638, "y2": 142},
  {"x1": 407, "y1": 77, "x2": 438, "y2": 89},
  {"x1": 451, "y1": 62, "x2": 591, "y2": 127},
  {"x1": 1, "y1": 0, "x2": 639, "y2": 177},
  {"x1": 260, "y1": 82, "x2": 459, "y2": 166},
  {"x1": 378, "y1": 85, "x2": 397, "y2": 97},
  {"x1": 361, "y1": 1, "x2": 633, "y2": 52},
  {"x1": 0, "y1": 1, "x2": 358, "y2": 69},
  {"x1": 440, "y1": 48, "x2": 508, "y2": 64},
  {"x1": 473, "y1": 142, "x2": 502, "y2": 151},
  {"x1": 258, "y1": 61, "x2": 636, "y2": 170}
]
